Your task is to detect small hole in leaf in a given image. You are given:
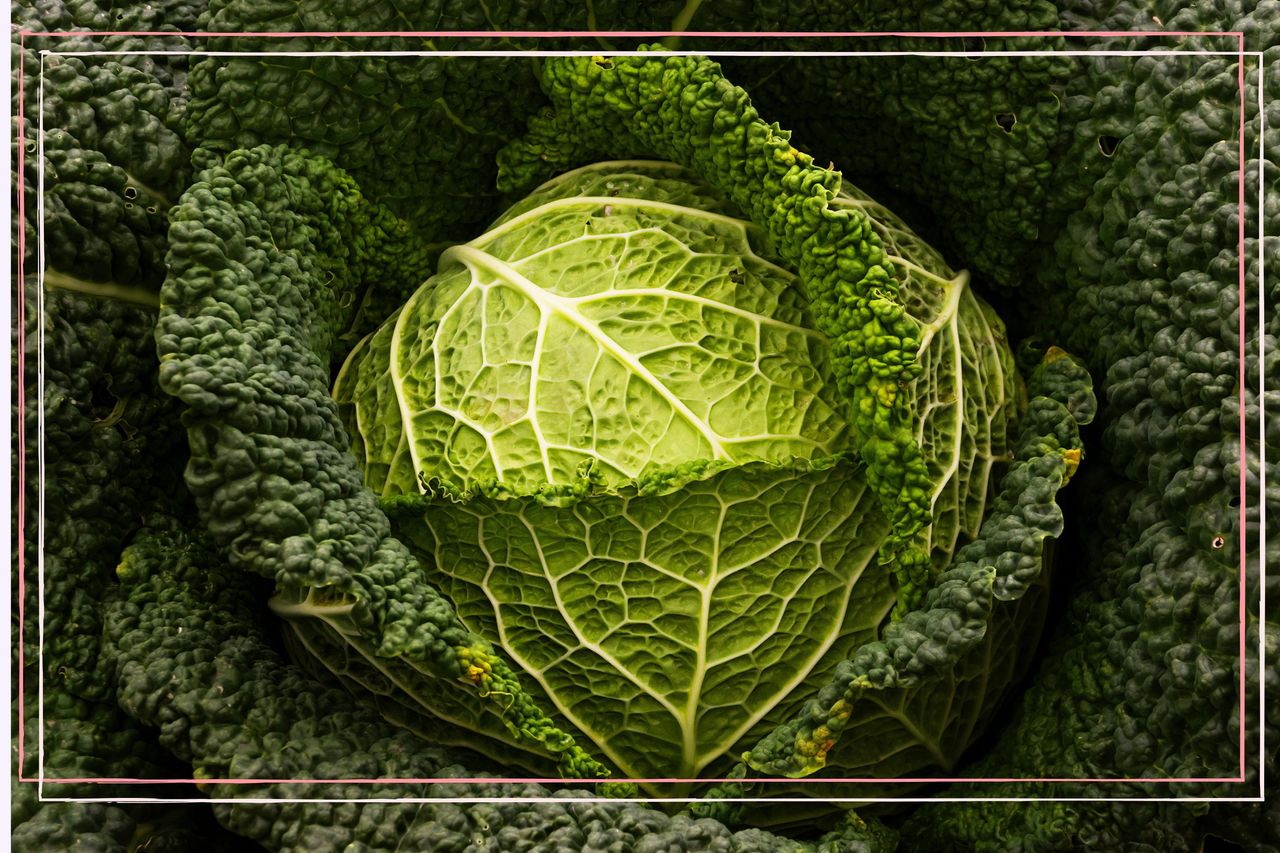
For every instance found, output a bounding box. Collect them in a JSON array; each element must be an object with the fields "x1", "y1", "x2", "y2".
[
  {"x1": 962, "y1": 36, "x2": 985, "y2": 59},
  {"x1": 1098, "y1": 135, "x2": 1120, "y2": 157},
  {"x1": 25, "y1": 141, "x2": 36, "y2": 153},
  {"x1": 1229, "y1": 495, "x2": 1240, "y2": 508},
  {"x1": 124, "y1": 186, "x2": 138, "y2": 200},
  {"x1": 146, "y1": 206, "x2": 157, "y2": 214},
  {"x1": 1211, "y1": 535, "x2": 1226, "y2": 550},
  {"x1": 995, "y1": 113, "x2": 1016, "y2": 133},
  {"x1": 593, "y1": 58, "x2": 614, "y2": 70}
]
